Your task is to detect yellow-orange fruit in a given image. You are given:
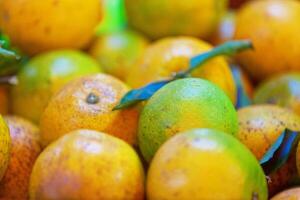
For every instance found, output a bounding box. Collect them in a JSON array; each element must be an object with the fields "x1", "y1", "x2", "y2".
[
  {"x1": 0, "y1": 116, "x2": 41, "y2": 200},
  {"x1": 40, "y1": 74, "x2": 139, "y2": 147},
  {"x1": 0, "y1": 0, "x2": 102, "y2": 55},
  {"x1": 29, "y1": 130, "x2": 145, "y2": 200}
]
